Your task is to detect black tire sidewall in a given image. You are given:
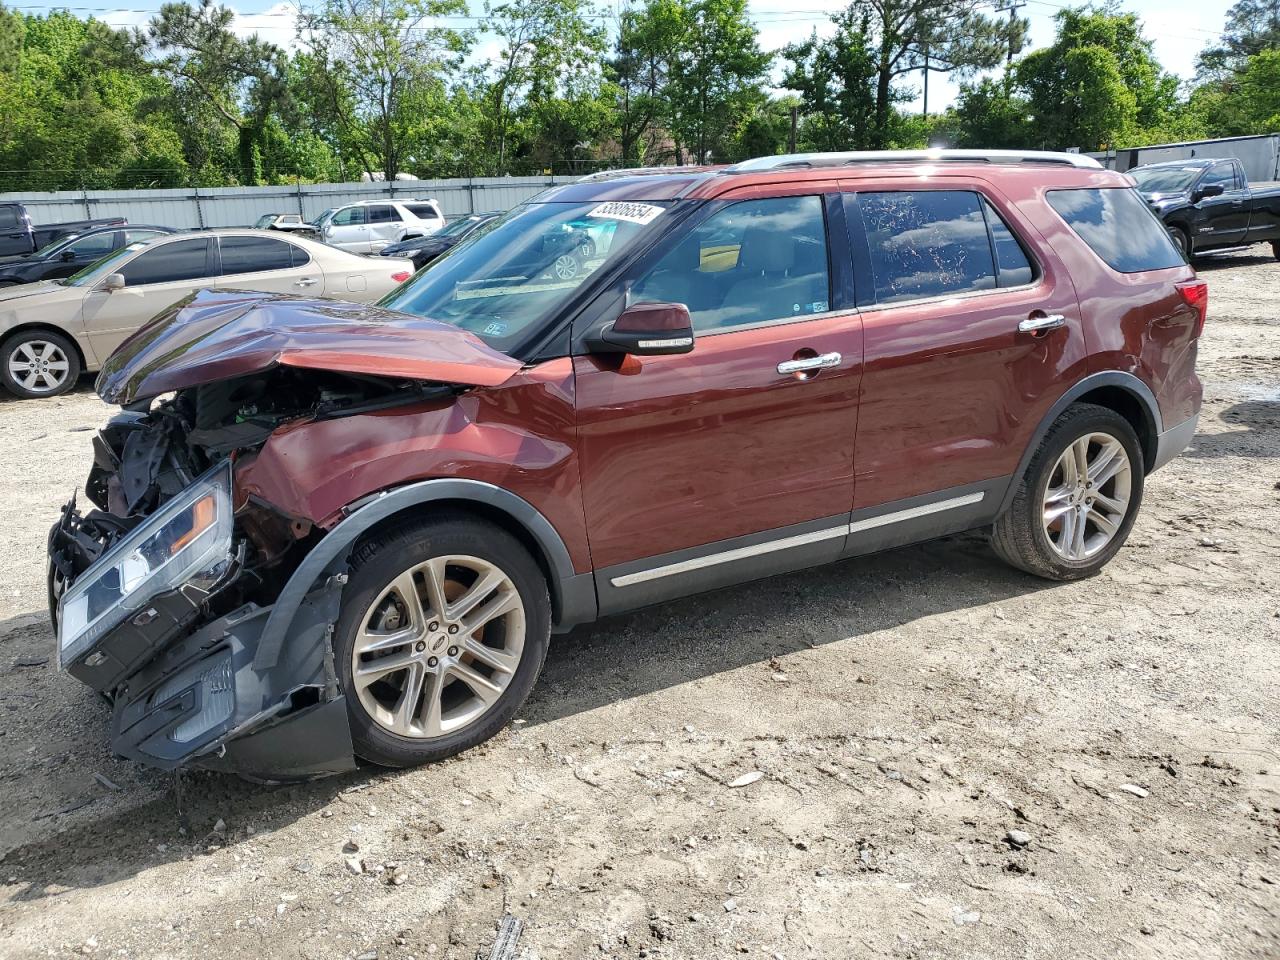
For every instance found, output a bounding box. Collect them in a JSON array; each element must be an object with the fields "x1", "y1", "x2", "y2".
[
  {"x1": 0, "y1": 329, "x2": 82, "y2": 399},
  {"x1": 1170, "y1": 227, "x2": 1189, "y2": 260},
  {"x1": 1023, "y1": 408, "x2": 1145, "y2": 578},
  {"x1": 332, "y1": 516, "x2": 550, "y2": 768}
]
